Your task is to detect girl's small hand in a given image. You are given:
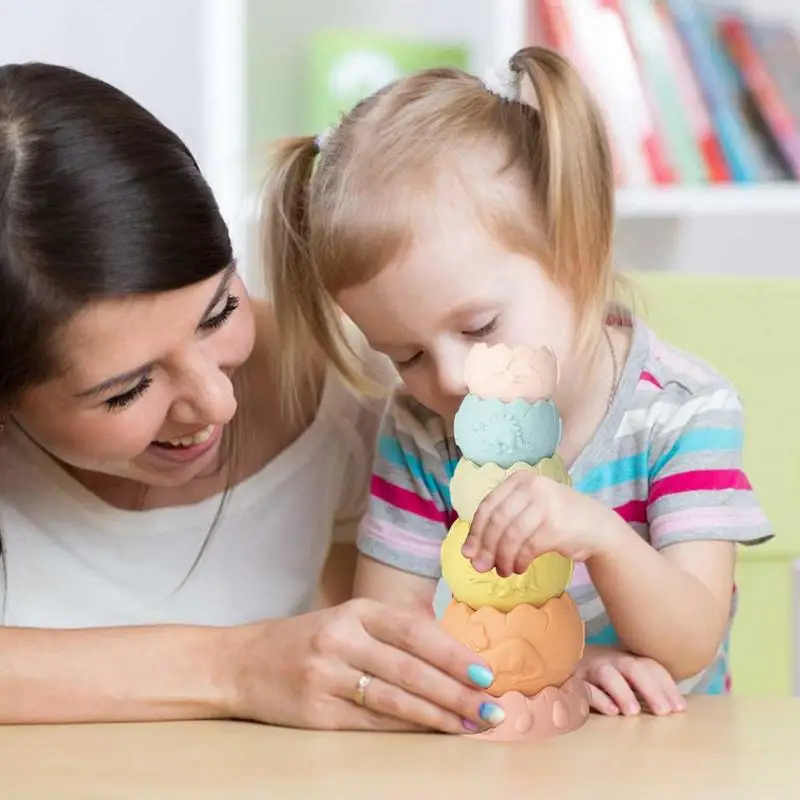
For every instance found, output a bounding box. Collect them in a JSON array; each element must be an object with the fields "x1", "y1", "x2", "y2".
[
  {"x1": 575, "y1": 645, "x2": 686, "y2": 717},
  {"x1": 462, "y1": 472, "x2": 623, "y2": 576}
]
